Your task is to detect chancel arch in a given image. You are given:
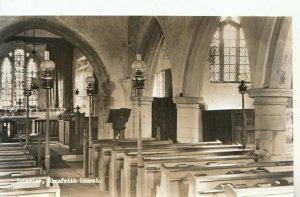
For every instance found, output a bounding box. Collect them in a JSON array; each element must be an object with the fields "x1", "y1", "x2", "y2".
[
  {"x1": 0, "y1": 17, "x2": 110, "y2": 98},
  {"x1": 0, "y1": 18, "x2": 115, "y2": 148}
]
